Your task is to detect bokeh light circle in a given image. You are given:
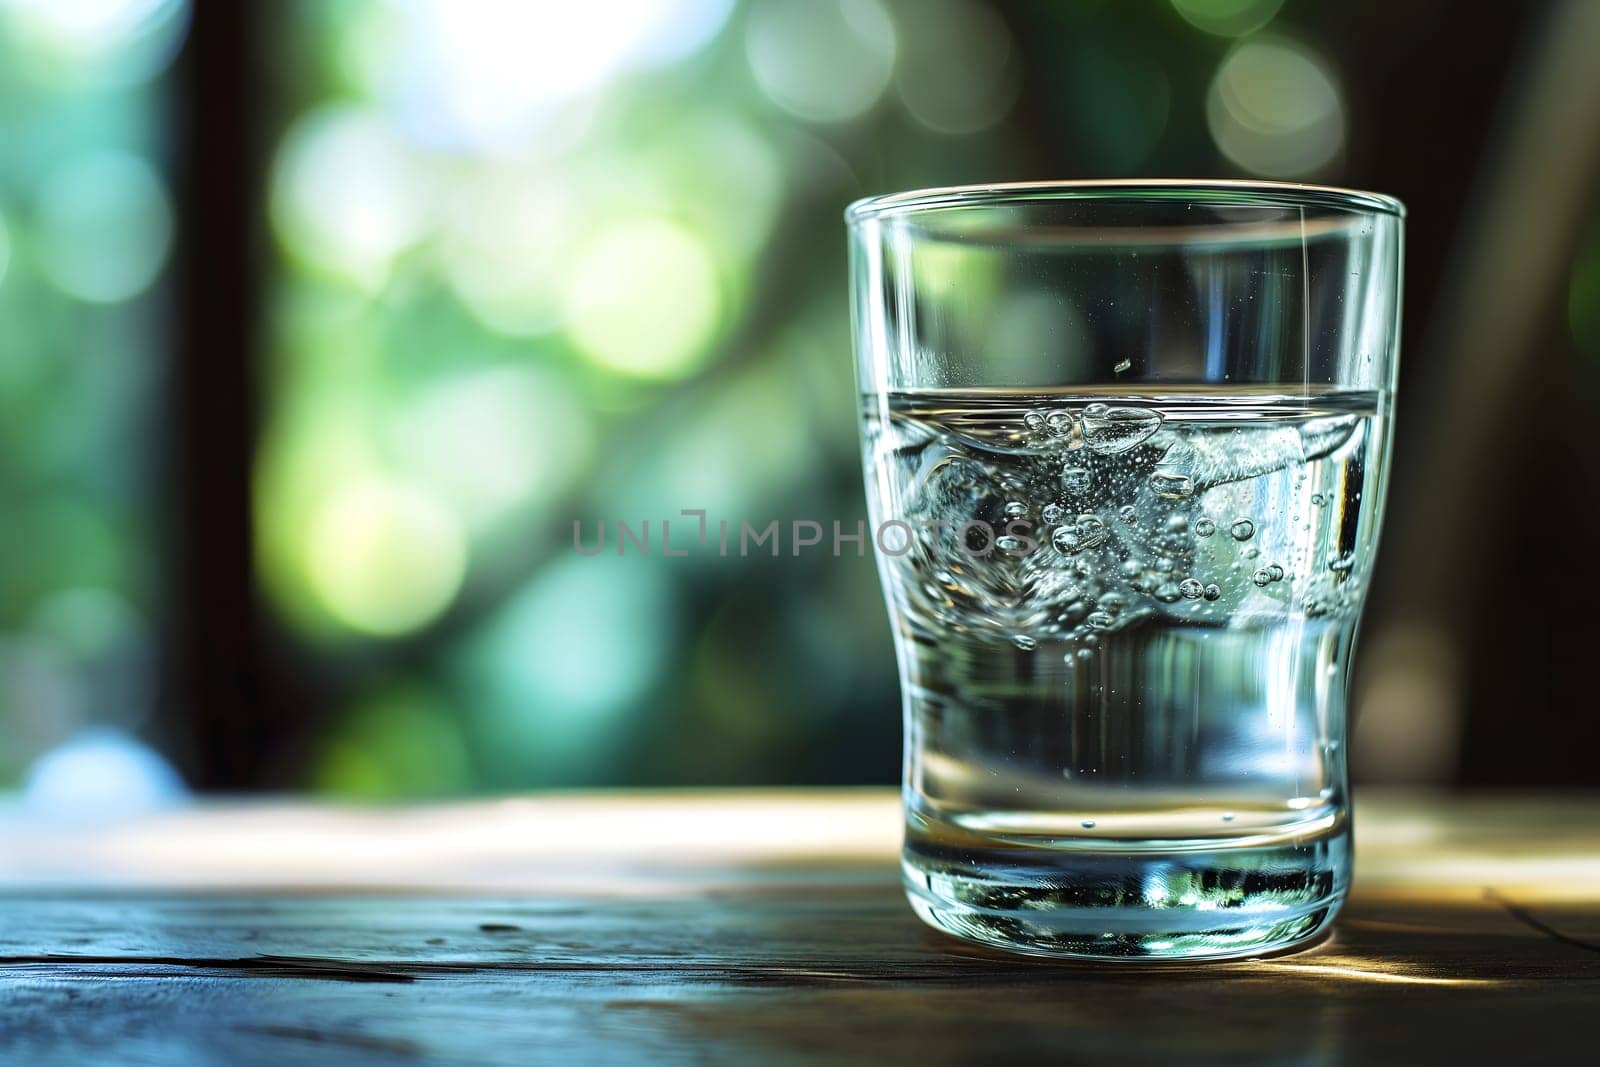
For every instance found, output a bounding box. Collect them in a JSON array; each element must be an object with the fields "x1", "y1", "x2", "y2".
[
  {"x1": 1171, "y1": 0, "x2": 1285, "y2": 37},
  {"x1": 24, "y1": 728, "x2": 185, "y2": 817},
  {"x1": 374, "y1": 0, "x2": 734, "y2": 149},
  {"x1": 1571, "y1": 230, "x2": 1600, "y2": 359},
  {"x1": 389, "y1": 365, "x2": 594, "y2": 527},
  {"x1": 894, "y1": 0, "x2": 1018, "y2": 136},
  {"x1": 0, "y1": 0, "x2": 189, "y2": 87},
  {"x1": 34, "y1": 152, "x2": 174, "y2": 303},
  {"x1": 441, "y1": 170, "x2": 575, "y2": 336},
  {"x1": 745, "y1": 0, "x2": 896, "y2": 124},
  {"x1": 562, "y1": 218, "x2": 721, "y2": 380},
  {"x1": 1207, "y1": 37, "x2": 1345, "y2": 177},
  {"x1": 462, "y1": 554, "x2": 674, "y2": 781},
  {"x1": 315, "y1": 687, "x2": 471, "y2": 796},
  {"x1": 271, "y1": 105, "x2": 430, "y2": 289},
  {"x1": 639, "y1": 114, "x2": 786, "y2": 260},
  {"x1": 304, "y1": 478, "x2": 467, "y2": 637}
]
